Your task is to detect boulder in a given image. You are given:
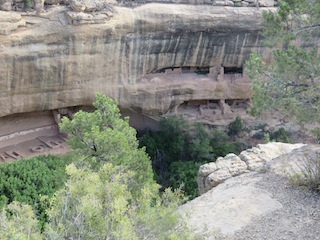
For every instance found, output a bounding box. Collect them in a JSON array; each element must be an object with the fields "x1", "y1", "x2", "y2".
[
  {"x1": 258, "y1": 0, "x2": 274, "y2": 7},
  {"x1": 0, "y1": 11, "x2": 25, "y2": 35},
  {"x1": 205, "y1": 168, "x2": 232, "y2": 189},
  {"x1": 1, "y1": 1, "x2": 11, "y2": 11},
  {"x1": 181, "y1": 172, "x2": 283, "y2": 237},
  {"x1": 69, "y1": 0, "x2": 86, "y2": 12},
  {"x1": 198, "y1": 142, "x2": 306, "y2": 194},
  {"x1": 199, "y1": 153, "x2": 248, "y2": 194}
]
